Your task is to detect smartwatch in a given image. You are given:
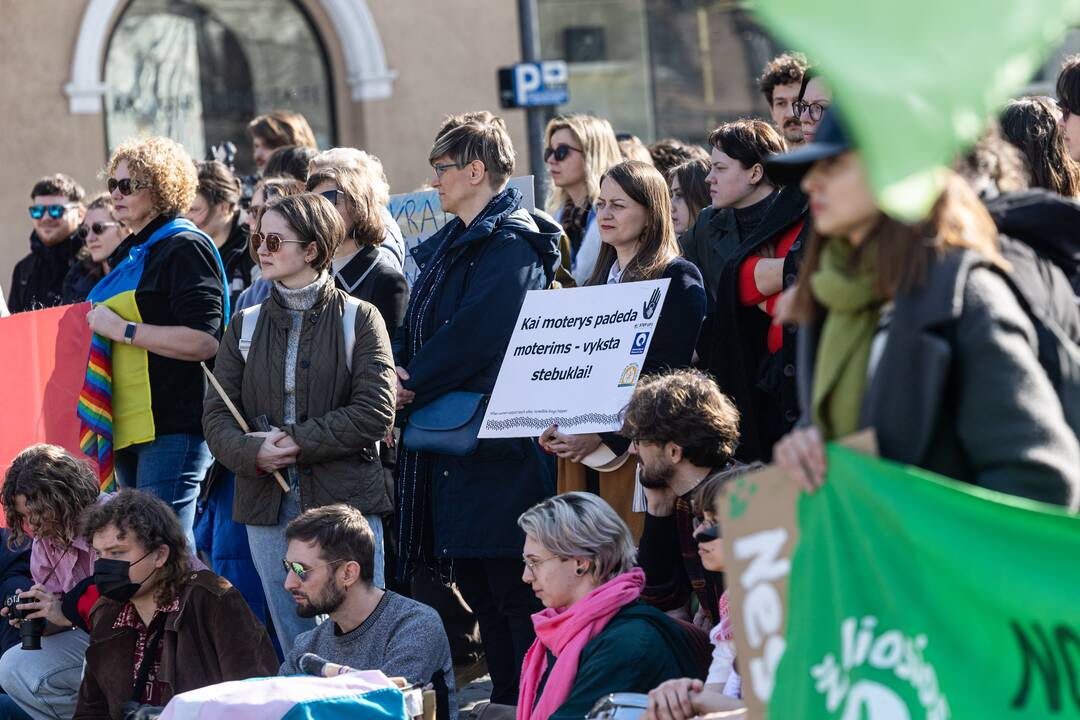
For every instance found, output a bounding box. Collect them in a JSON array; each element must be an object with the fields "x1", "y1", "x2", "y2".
[{"x1": 123, "y1": 322, "x2": 137, "y2": 345}]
